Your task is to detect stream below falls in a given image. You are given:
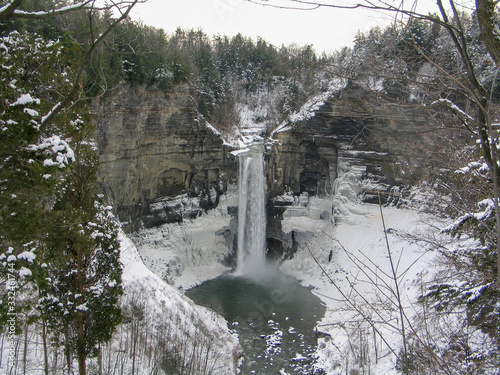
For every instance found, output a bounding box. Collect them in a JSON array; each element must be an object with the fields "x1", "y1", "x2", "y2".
[{"x1": 186, "y1": 269, "x2": 326, "y2": 374}]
